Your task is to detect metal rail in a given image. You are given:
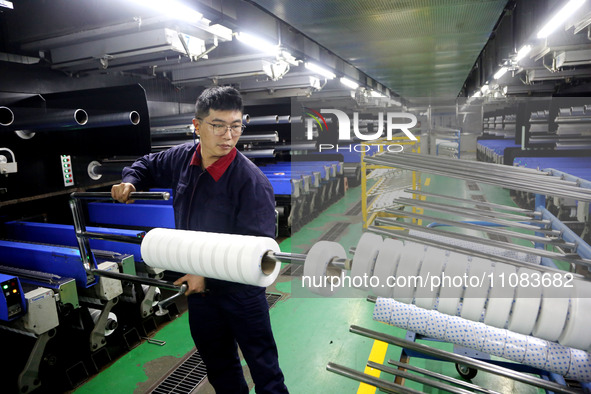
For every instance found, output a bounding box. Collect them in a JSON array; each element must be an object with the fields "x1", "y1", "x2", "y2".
[
  {"x1": 394, "y1": 197, "x2": 538, "y2": 221},
  {"x1": 381, "y1": 211, "x2": 574, "y2": 248},
  {"x1": 70, "y1": 191, "x2": 170, "y2": 200},
  {"x1": 383, "y1": 204, "x2": 559, "y2": 235},
  {"x1": 326, "y1": 362, "x2": 423, "y2": 394},
  {"x1": 402, "y1": 189, "x2": 536, "y2": 214},
  {"x1": 364, "y1": 153, "x2": 591, "y2": 202},
  {"x1": 367, "y1": 361, "x2": 475, "y2": 394},
  {"x1": 366, "y1": 226, "x2": 583, "y2": 277},
  {"x1": 373, "y1": 218, "x2": 590, "y2": 267},
  {"x1": 385, "y1": 359, "x2": 501, "y2": 394},
  {"x1": 350, "y1": 325, "x2": 579, "y2": 394}
]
